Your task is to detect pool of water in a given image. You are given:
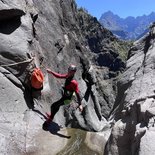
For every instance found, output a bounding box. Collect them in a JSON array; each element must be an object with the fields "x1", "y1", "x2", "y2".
[{"x1": 57, "y1": 128, "x2": 100, "y2": 155}]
